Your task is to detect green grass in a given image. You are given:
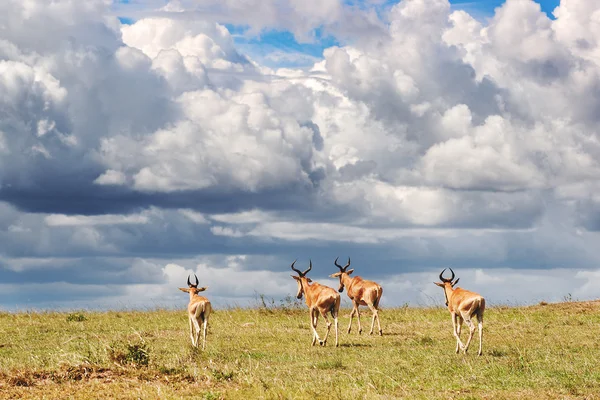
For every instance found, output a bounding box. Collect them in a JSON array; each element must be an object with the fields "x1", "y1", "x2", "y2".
[{"x1": 1, "y1": 301, "x2": 600, "y2": 399}]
